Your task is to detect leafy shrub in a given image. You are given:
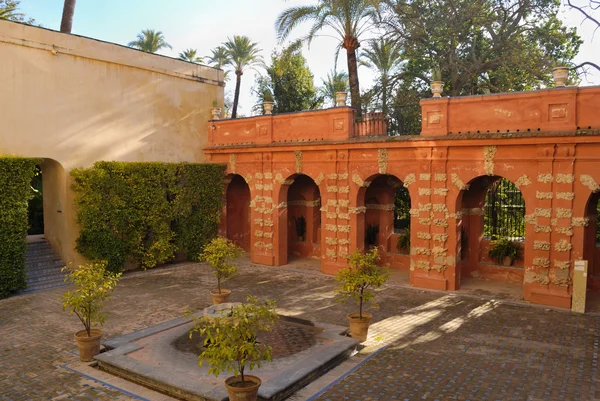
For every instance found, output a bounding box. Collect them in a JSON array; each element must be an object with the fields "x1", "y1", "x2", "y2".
[
  {"x1": 488, "y1": 237, "x2": 521, "y2": 265},
  {"x1": 0, "y1": 157, "x2": 41, "y2": 297},
  {"x1": 71, "y1": 162, "x2": 225, "y2": 273},
  {"x1": 62, "y1": 262, "x2": 121, "y2": 336},
  {"x1": 396, "y1": 228, "x2": 410, "y2": 253},
  {"x1": 200, "y1": 237, "x2": 243, "y2": 293},
  {"x1": 335, "y1": 248, "x2": 389, "y2": 318}
]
